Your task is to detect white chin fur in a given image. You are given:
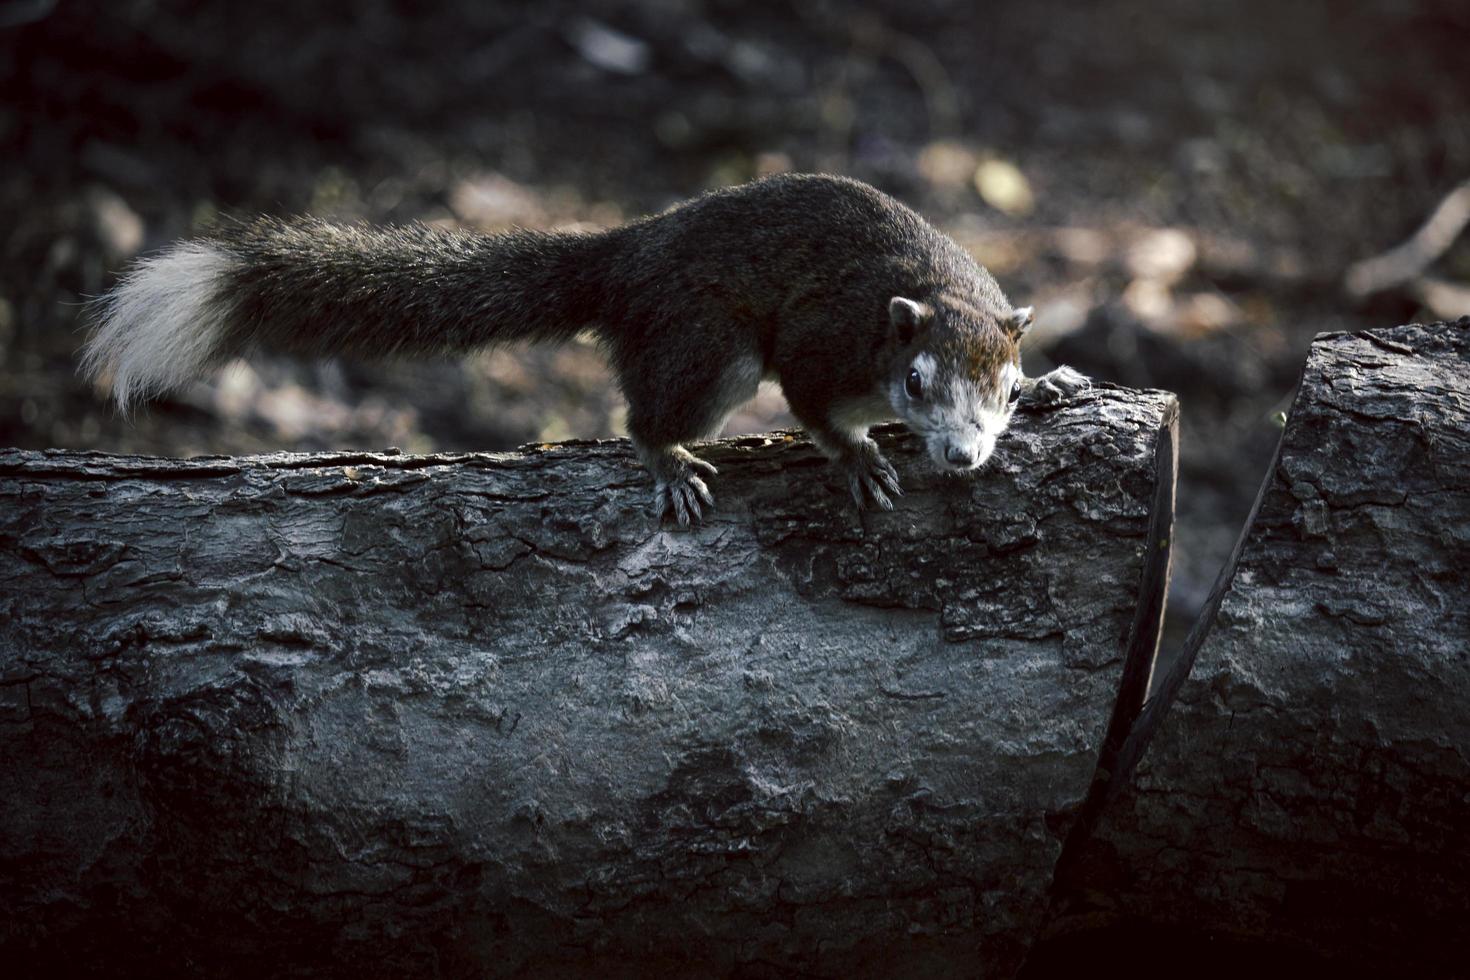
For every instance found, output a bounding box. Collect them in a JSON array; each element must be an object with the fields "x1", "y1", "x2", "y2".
[{"x1": 82, "y1": 242, "x2": 238, "y2": 409}]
